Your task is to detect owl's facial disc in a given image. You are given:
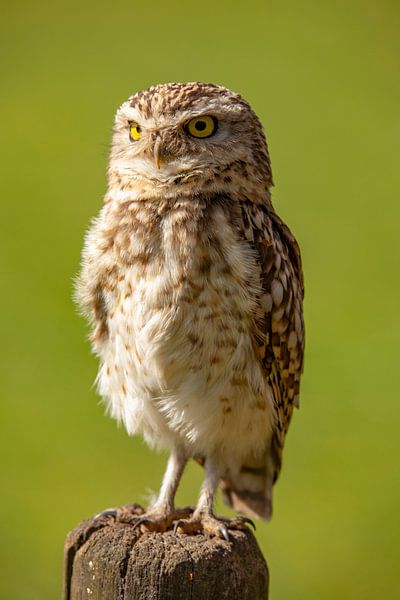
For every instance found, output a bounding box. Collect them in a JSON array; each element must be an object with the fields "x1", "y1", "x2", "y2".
[{"x1": 111, "y1": 86, "x2": 265, "y2": 187}]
